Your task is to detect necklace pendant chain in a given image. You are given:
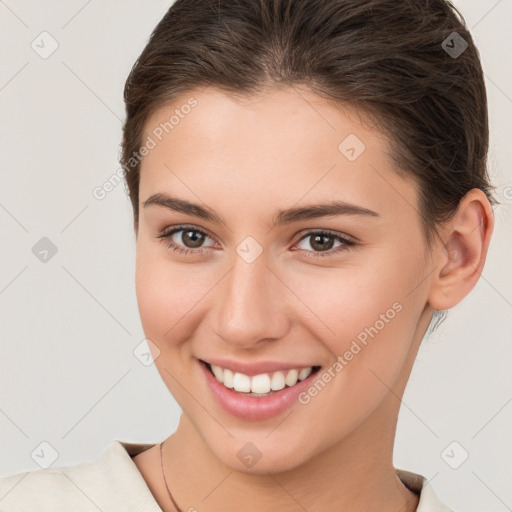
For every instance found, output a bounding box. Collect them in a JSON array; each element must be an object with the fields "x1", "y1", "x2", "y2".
[{"x1": 160, "y1": 439, "x2": 183, "y2": 512}]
